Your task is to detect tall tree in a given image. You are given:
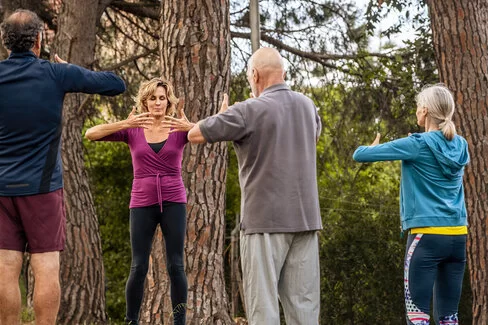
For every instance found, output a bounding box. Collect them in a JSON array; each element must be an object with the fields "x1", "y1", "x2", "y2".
[
  {"x1": 426, "y1": 1, "x2": 488, "y2": 324},
  {"x1": 52, "y1": 0, "x2": 113, "y2": 323},
  {"x1": 139, "y1": 0, "x2": 234, "y2": 324},
  {"x1": 0, "y1": 4, "x2": 6, "y2": 59}
]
